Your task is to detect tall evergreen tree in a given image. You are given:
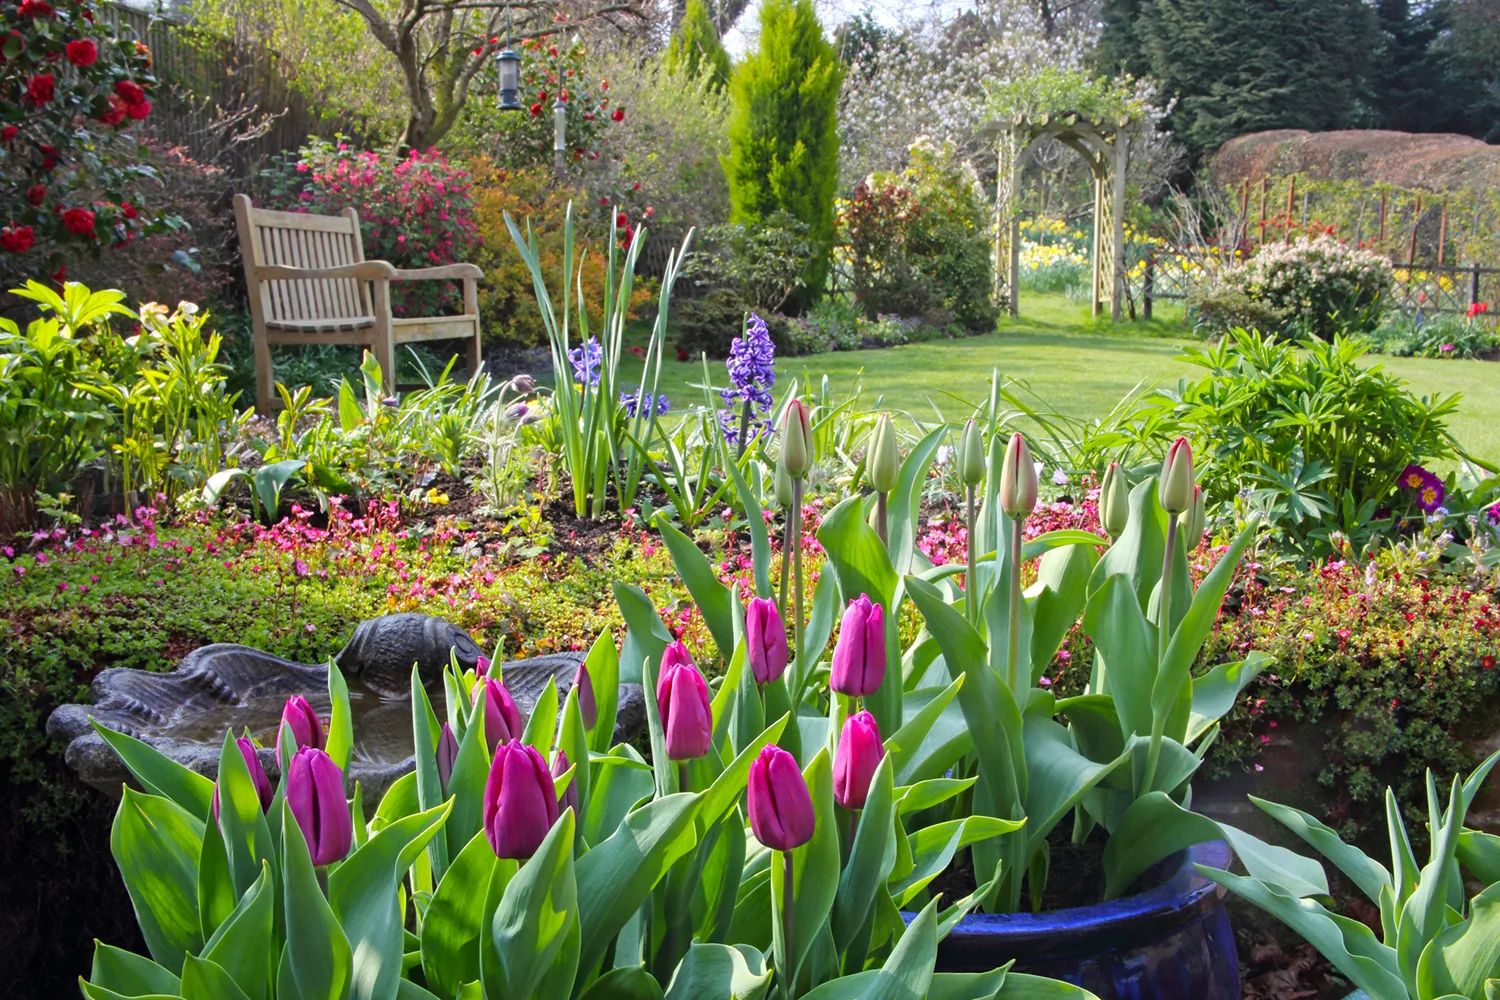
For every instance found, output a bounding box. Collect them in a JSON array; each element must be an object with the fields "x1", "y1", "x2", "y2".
[
  {"x1": 665, "y1": 0, "x2": 732, "y2": 90},
  {"x1": 1373, "y1": 0, "x2": 1462, "y2": 132},
  {"x1": 1128, "y1": 0, "x2": 1381, "y2": 160},
  {"x1": 723, "y1": 0, "x2": 844, "y2": 300}
]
